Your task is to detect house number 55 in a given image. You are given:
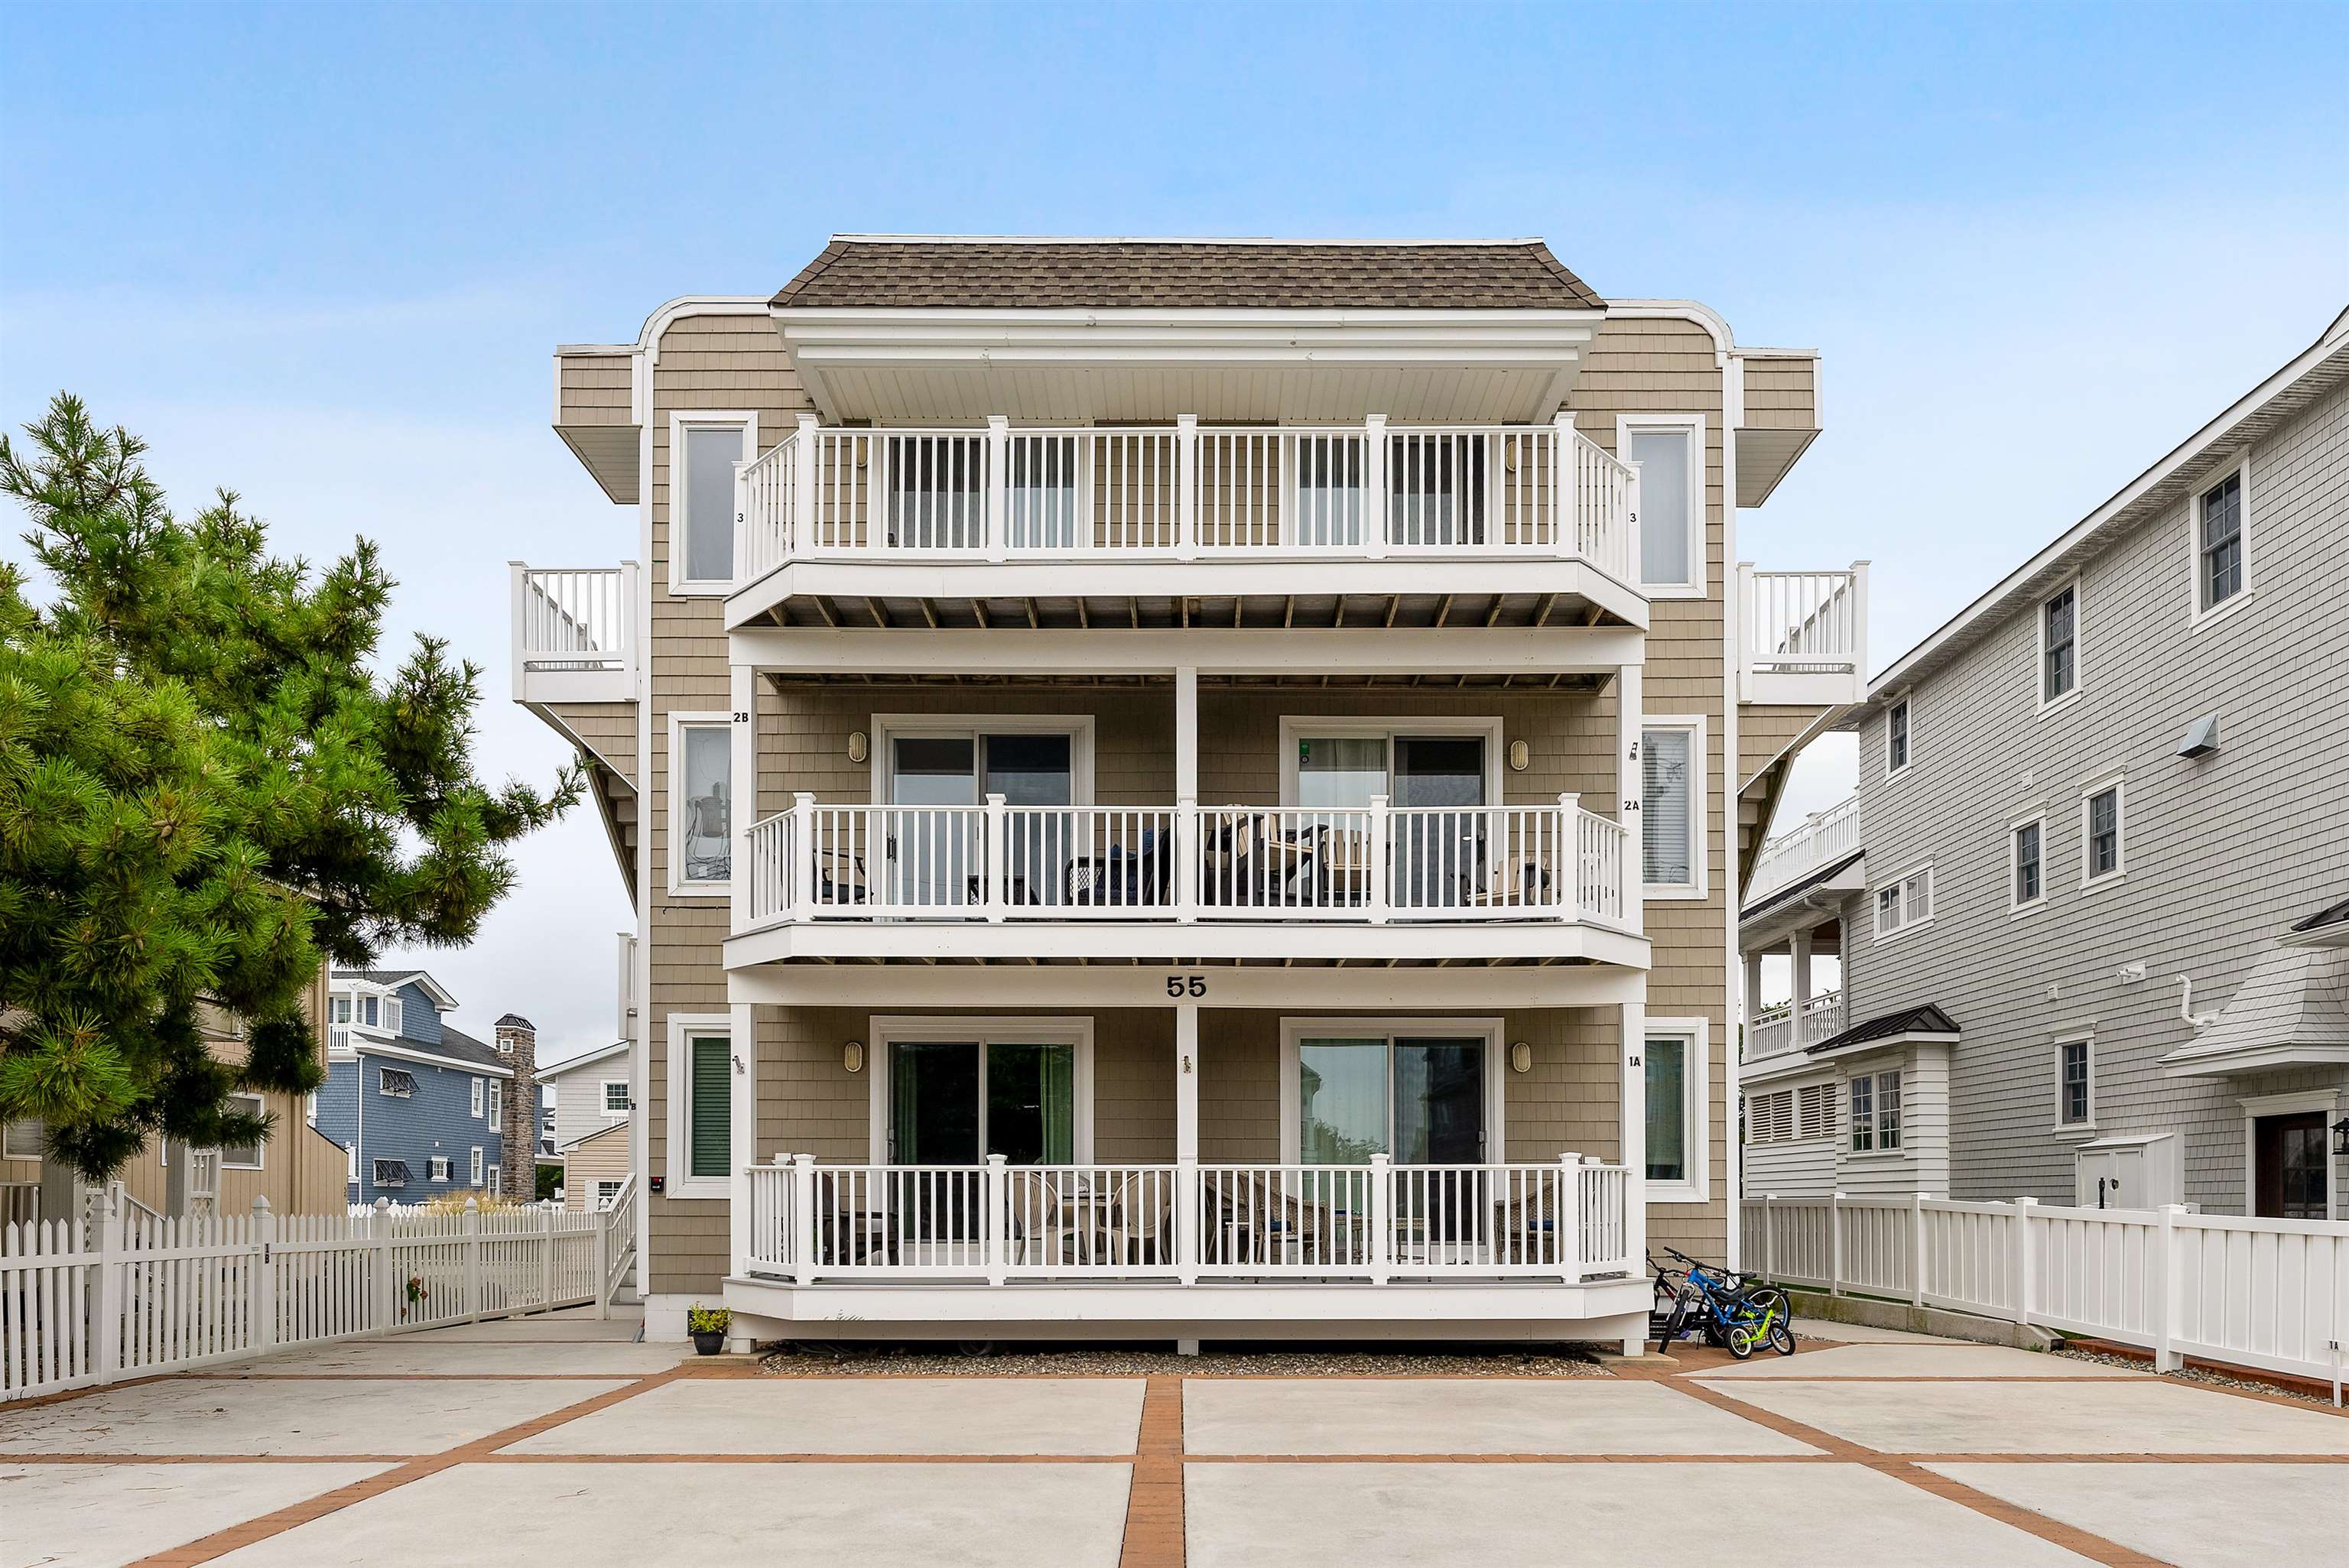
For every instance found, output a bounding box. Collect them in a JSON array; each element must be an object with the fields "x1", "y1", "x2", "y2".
[{"x1": 1165, "y1": 976, "x2": 1207, "y2": 998}]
